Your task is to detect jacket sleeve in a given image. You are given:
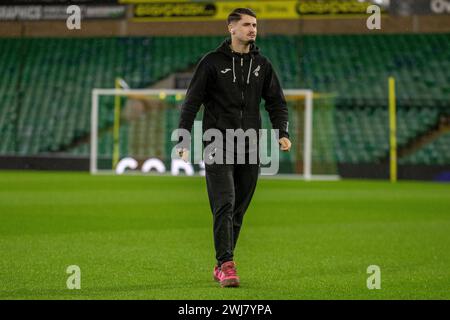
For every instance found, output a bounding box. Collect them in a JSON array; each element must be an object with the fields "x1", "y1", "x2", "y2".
[
  {"x1": 262, "y1": 60, "x2": 289, "y2": 139},
  {"x1": 178, "y1": 56, "x2": 212, "y2": 134}
]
